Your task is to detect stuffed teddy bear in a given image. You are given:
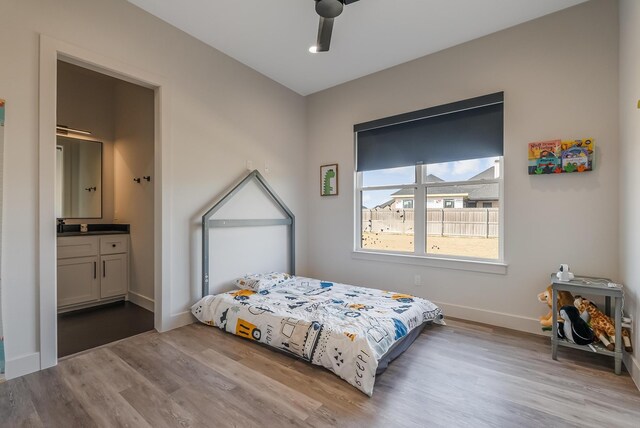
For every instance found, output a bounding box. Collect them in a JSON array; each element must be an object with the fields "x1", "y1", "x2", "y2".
[
  {"x1": 557, "y1": 305, "x2": 594, "y2": 346},
  {"x1": 574, "y1": 296, "x2": 633, "y2": 353},
  {"x1": 538, "y1": 285, "x2": 575, "y2": 328}
]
